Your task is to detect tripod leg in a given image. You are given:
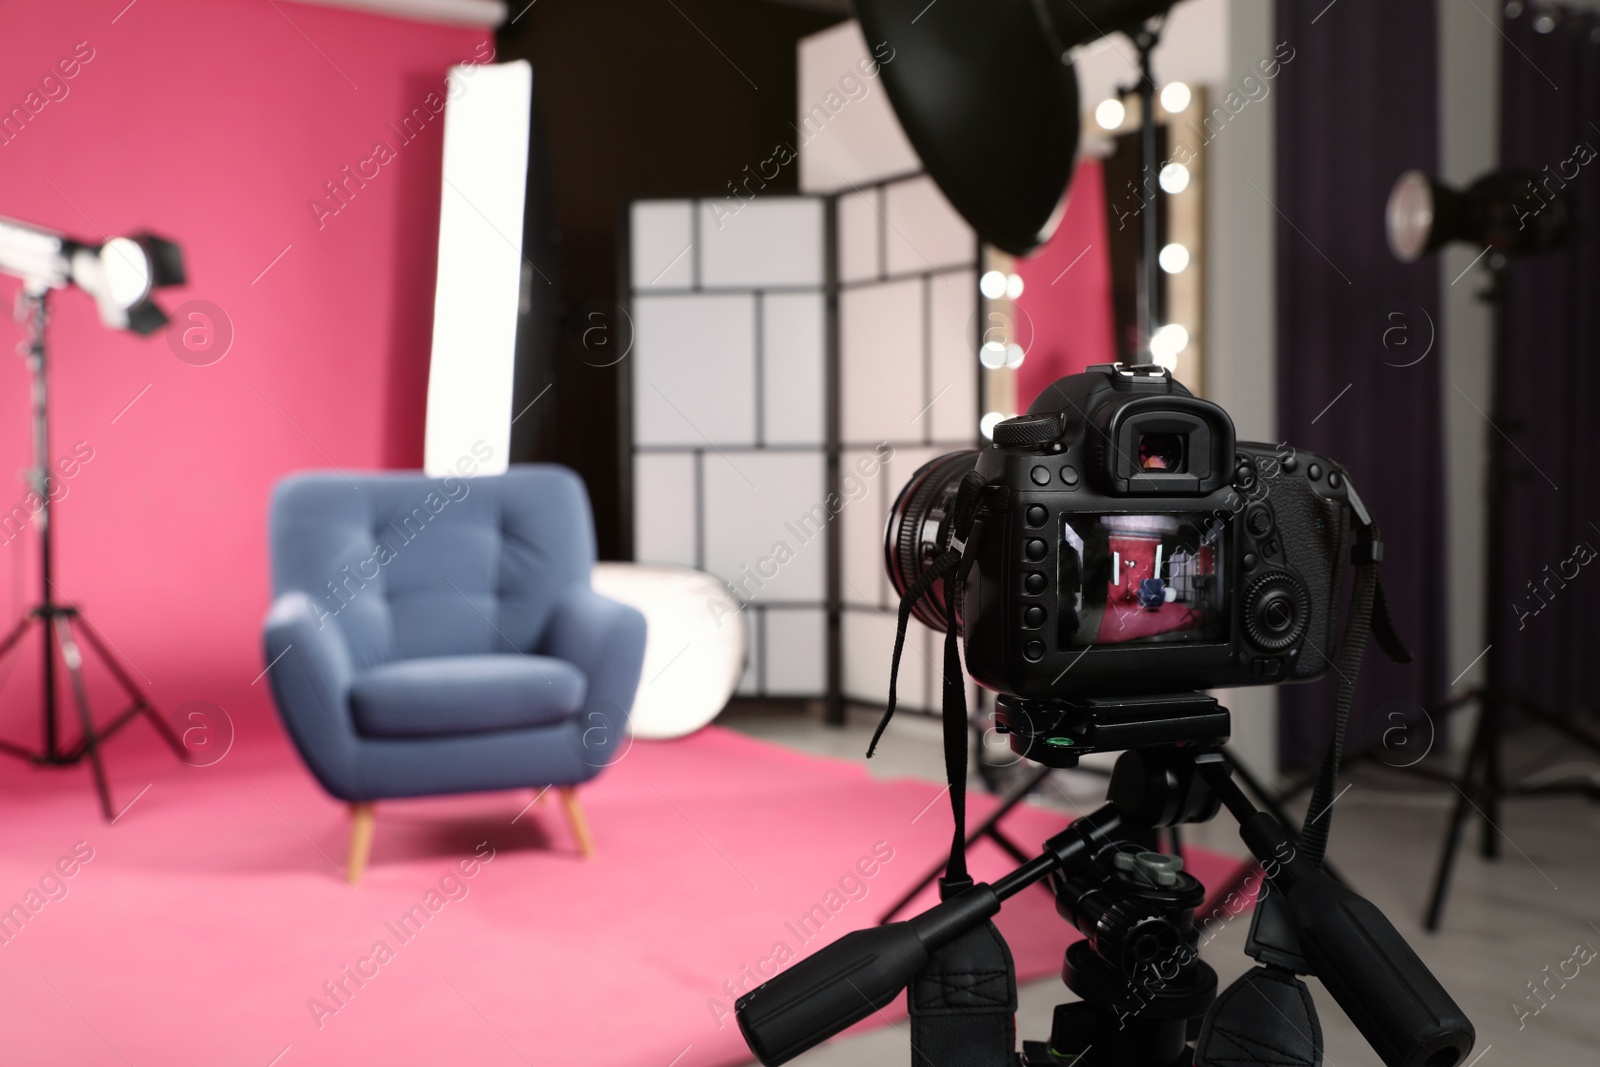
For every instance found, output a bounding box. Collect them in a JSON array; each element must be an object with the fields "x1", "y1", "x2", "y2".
[
  {"x1": 52, "y1": 617, "x2": 115, "y2": 820},
  {"x1": 72, "y1": 613, "x2": 185, "y2": 758},
  {"x1": 1227, "y1": 750, "x2": 1351, "y2": 889},
  {"x1": 1481, "y1": 692, "x2": 1503, "y2": 861},
  {"x1": 0, "y1": 614, "x2": 32, "y2": 662},
  {"x1": 0, "y1": 615, "x2": 42, "y2": 761},
  {"x1": 1424, "y1": 701, "x2": 1489, "y2": 931}
]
